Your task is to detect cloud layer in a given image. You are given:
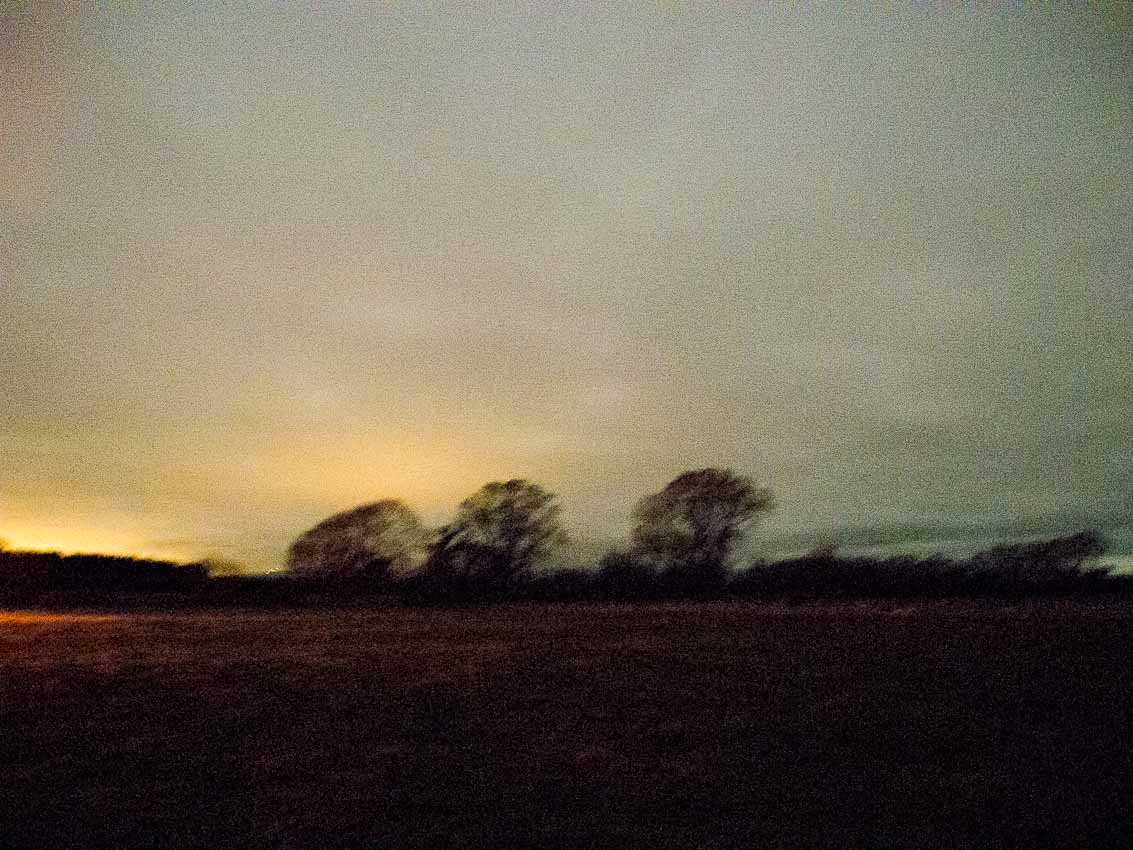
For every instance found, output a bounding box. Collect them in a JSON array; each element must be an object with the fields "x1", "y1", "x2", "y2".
[{"x1": 3, "y1": 6, "x2": 1130, "y2": 567}]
